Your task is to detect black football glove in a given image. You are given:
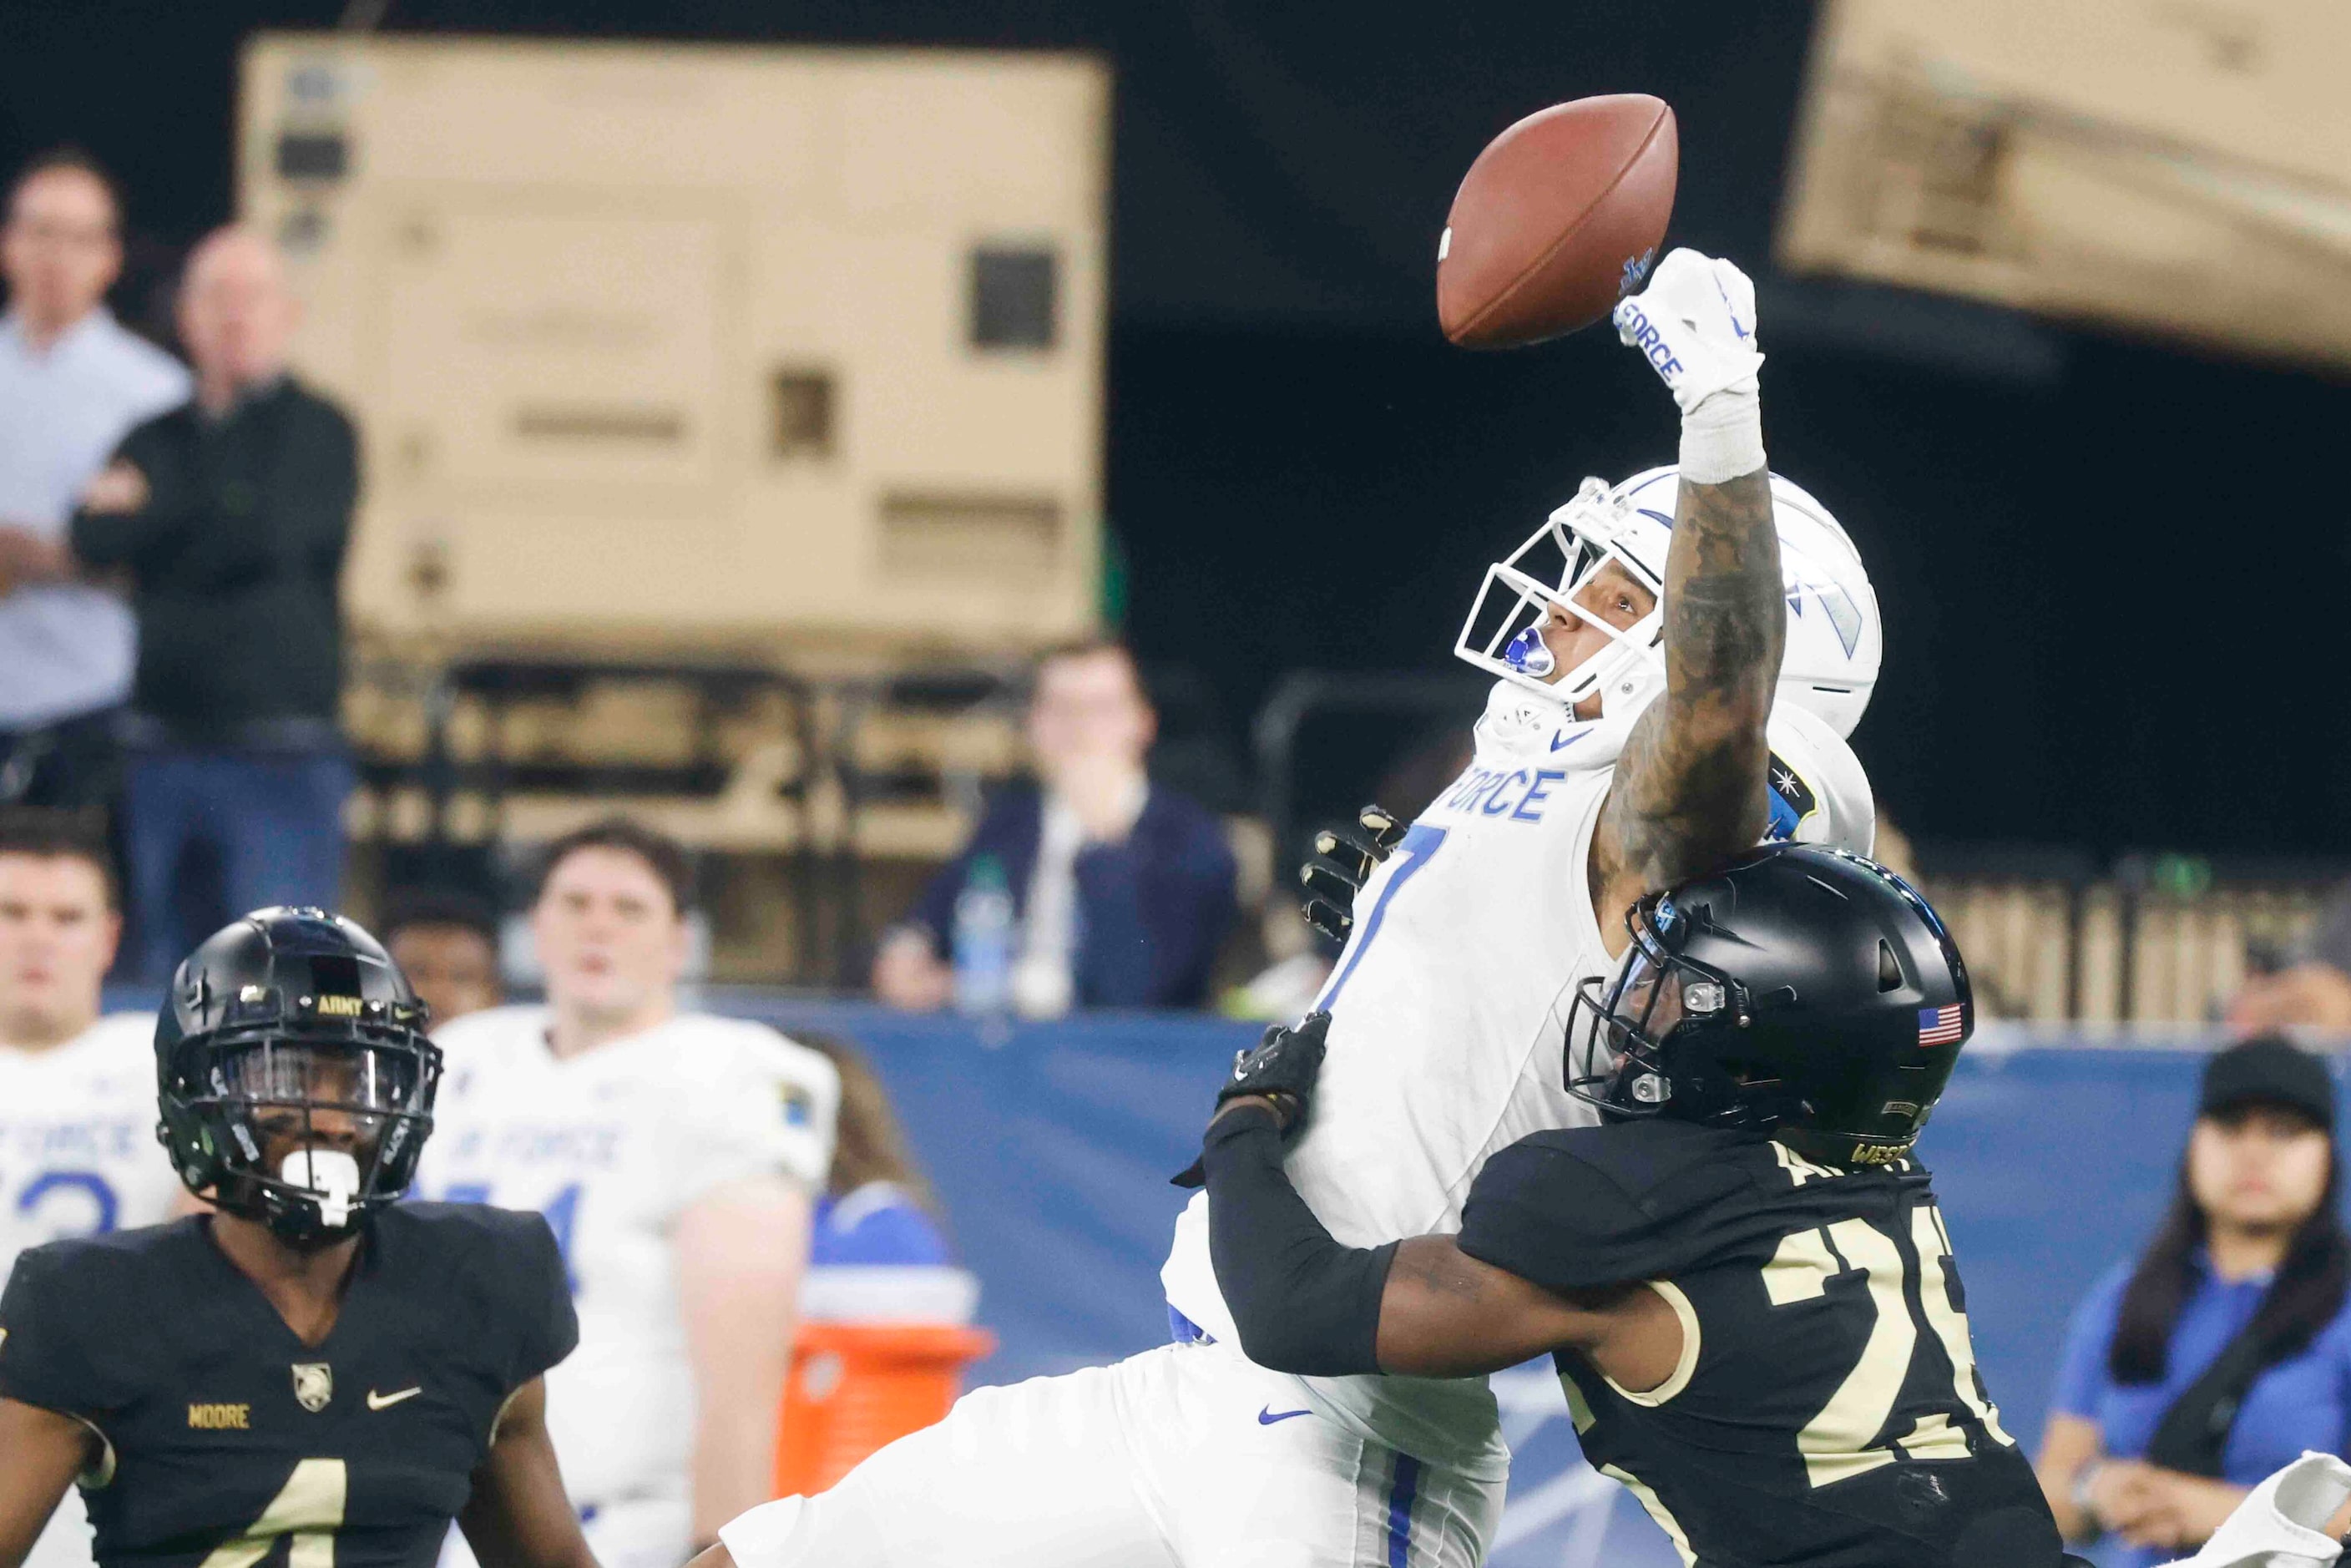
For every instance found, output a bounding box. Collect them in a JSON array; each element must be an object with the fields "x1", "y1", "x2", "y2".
[
  {"x1": 1170, "y1": 1010, "x2": 1332, "y2": 1187},
  {"x1": 1299, "y1": 806, "x2": 1405, "y2": 945}
]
